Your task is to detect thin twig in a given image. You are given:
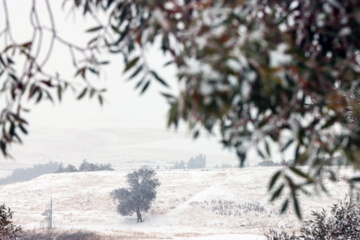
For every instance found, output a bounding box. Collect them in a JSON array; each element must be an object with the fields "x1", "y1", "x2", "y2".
[{"x1": 40, "y1": 0, "x2": 56, "y2": 68}]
